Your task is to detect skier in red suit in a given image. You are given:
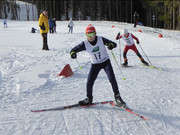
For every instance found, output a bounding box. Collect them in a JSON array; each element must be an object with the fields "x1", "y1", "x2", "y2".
[{"x1": 116, "y1": 29, "x2": 149, "y2": 66}]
